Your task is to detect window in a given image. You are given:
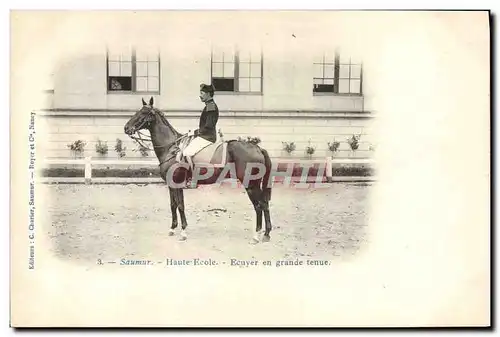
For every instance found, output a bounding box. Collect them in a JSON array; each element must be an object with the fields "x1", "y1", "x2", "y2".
[
  {"x1": 313, "y1": 51, "x2": 362, "y2": 95},
  {"x1": 107, "y1": 47, "x2": 160, "y2": 93},
  {"x1": 211, "y1": 47, "x2": 263, "y2": 93}
]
